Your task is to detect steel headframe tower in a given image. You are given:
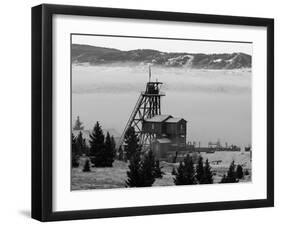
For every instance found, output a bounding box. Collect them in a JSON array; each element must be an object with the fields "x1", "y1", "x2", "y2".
[{"x1": 118, "y1": 66, "x2": 165, "y2": 149}]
